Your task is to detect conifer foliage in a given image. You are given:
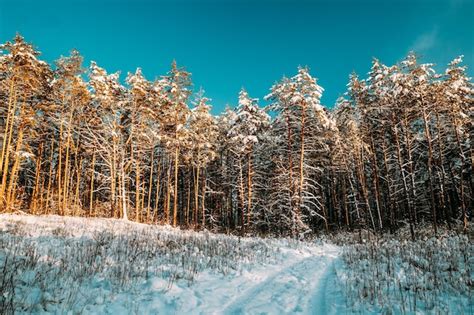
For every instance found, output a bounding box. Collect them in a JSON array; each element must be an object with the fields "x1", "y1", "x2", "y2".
[{"x1": 0, "y1": 35, "x2": 471, "y2": 237}]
